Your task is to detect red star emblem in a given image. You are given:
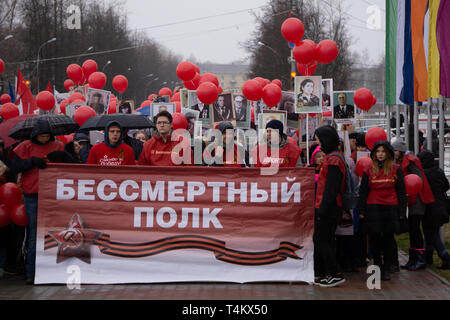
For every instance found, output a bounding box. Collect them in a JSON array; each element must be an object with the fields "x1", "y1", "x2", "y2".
[{"x1": 48, "y1": 213, "x2": 101, "y2": 264}]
